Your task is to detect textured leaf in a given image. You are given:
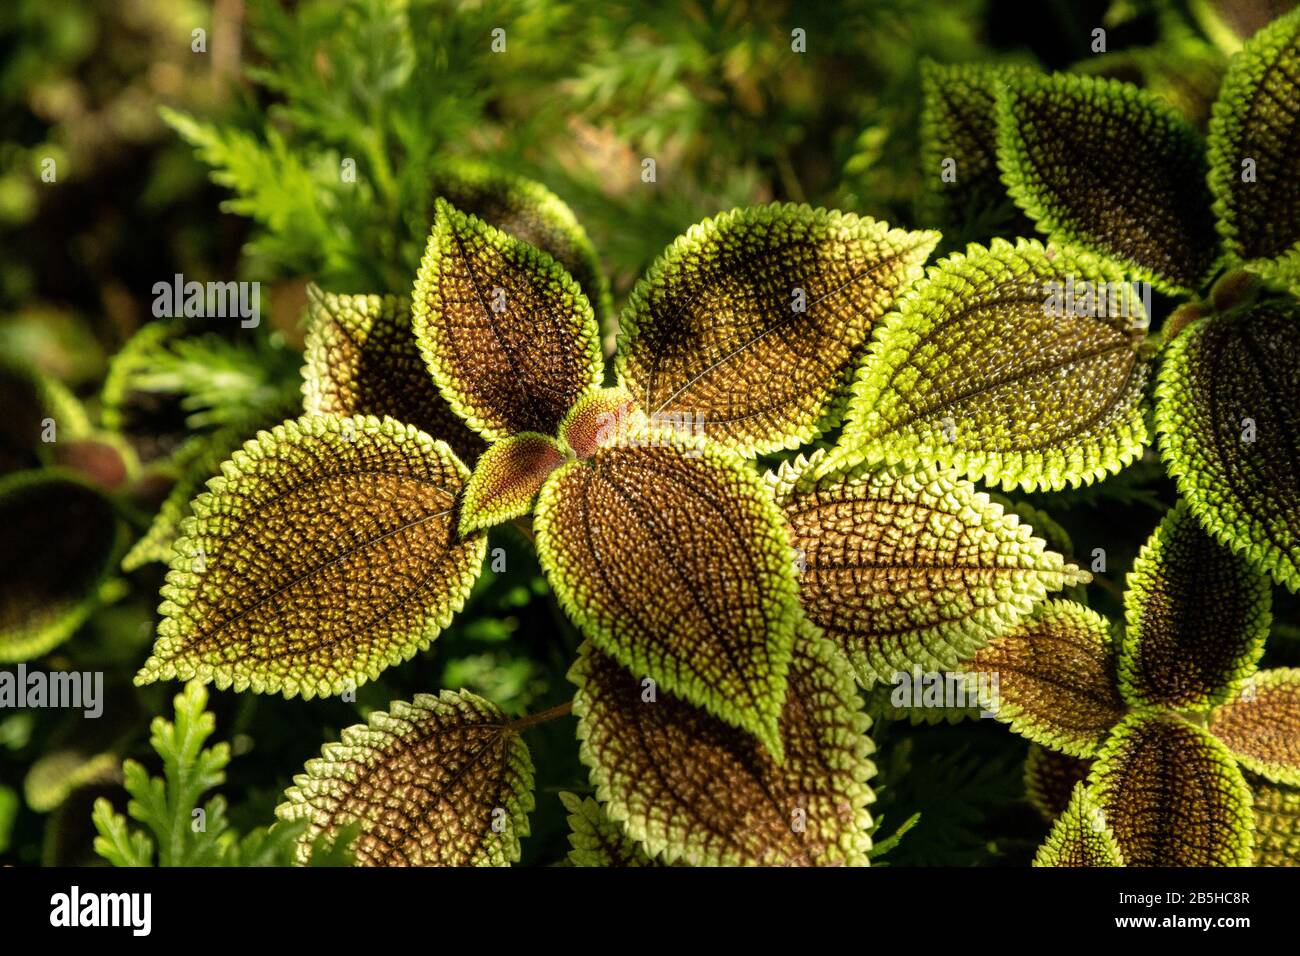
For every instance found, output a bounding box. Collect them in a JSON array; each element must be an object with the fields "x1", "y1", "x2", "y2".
[
  {"x1": 0, "y1": 358, "x2": 90, "y2": 474},
  {"x1": 136, "y1": 416, "x2": 486, "y2": 698},
  {"x1": 919, "y1": 60, "x2": 1037, "y2": 232},
  {"x1": 535, "y1": 434, "x2": 800, "y2": 756},
  {"x1": 1089, "y1": 712, "x2": 1255, "y2": 866},
  {"x1": 459, "y1": 432, "x2": 566, "y2": 536},
  {"x1": 412, "y1": 199, "x2": 603, "y2": 441},
  {"x1": 997, "y1": 72, "x2": 1219, "y2": 292},
  {"x1": 1072, "y1": 37, "x2": 1228, "y2": 131},
  {"x1": 570, "y1": 631, "x2": 875, "y2": 866},
  {"x1": 1033, "y1": 783, "x2": 1124, "y2": 867},
  {"x1": 277, "y1": 690, "x2": 534, "y2": 866},
  {"x1": 832, "y1": 238, "x2": 1150, "y2": 492},
  {"x1": 558, "y1": 386, "x2": 644, "y2": 460},
  {"x1": 558, "y1": 792, "x2": 658, "y2": 867},
  {"x1": 1025, "y1": 745, "x2": 1093, "y2": 823},
  {"x1": 1207, "y1": 6, "x2": 1300, "y2": 289},
  {"x1": 768, "y1": 450, "x2": 1089, "y2": 685},
  {"x1": 1208, "y1": 669, "x2": 1300, "y2": 786},
  {"x1": 426, "y1": 158, "x2": 613, "y2": 334},
  {"x1": 0, "y1": 471, "x2": 121, "y2": 662},
  {"x1": 1120, "y1": 503, "x2": 1271, "y2": 710},
  {"x1": 1156, "y1": 304, "x2": 1300, "y2": 591},
  {"x1": 1244, "y1": 771, "x2": 1300, "y2": 866},
  {"x1": 302, "y1": 285, "x2": 484, "y2": 464},
  {"x1": 616, "y1": 203, "x2": 938, "y2": 456},
  {"x1": 967, "y1": 601, "x2": 1126, "y2": 758}
]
